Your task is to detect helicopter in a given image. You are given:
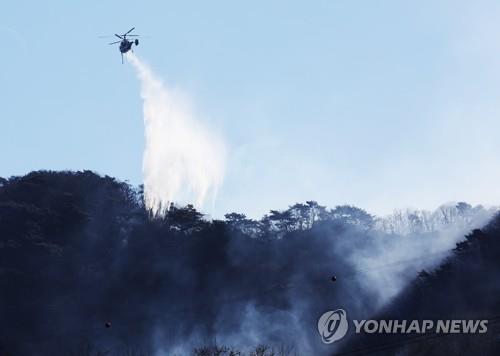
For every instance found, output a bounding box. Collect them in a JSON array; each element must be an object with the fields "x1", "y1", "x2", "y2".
[{"x1": 108, "y1": 27, "x2": 140, "y2": 63}]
